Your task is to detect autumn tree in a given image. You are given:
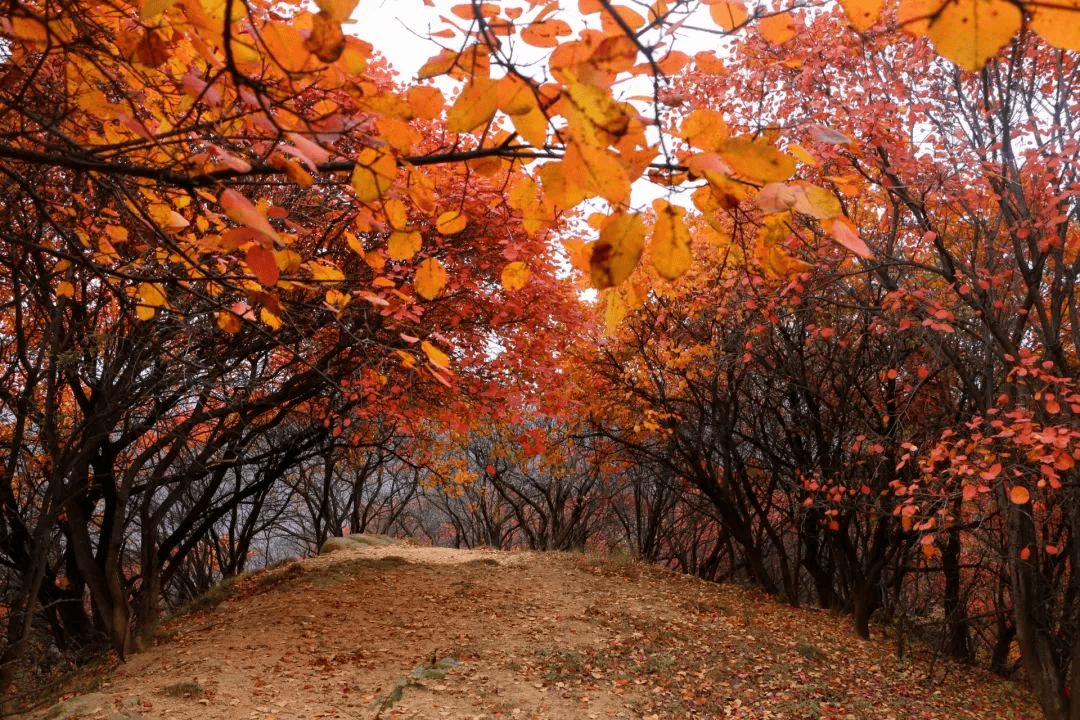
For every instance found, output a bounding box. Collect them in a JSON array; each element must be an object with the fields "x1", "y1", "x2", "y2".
[{"x1": 656, "y1": 9, "x2": 1080, "y2": 717}]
